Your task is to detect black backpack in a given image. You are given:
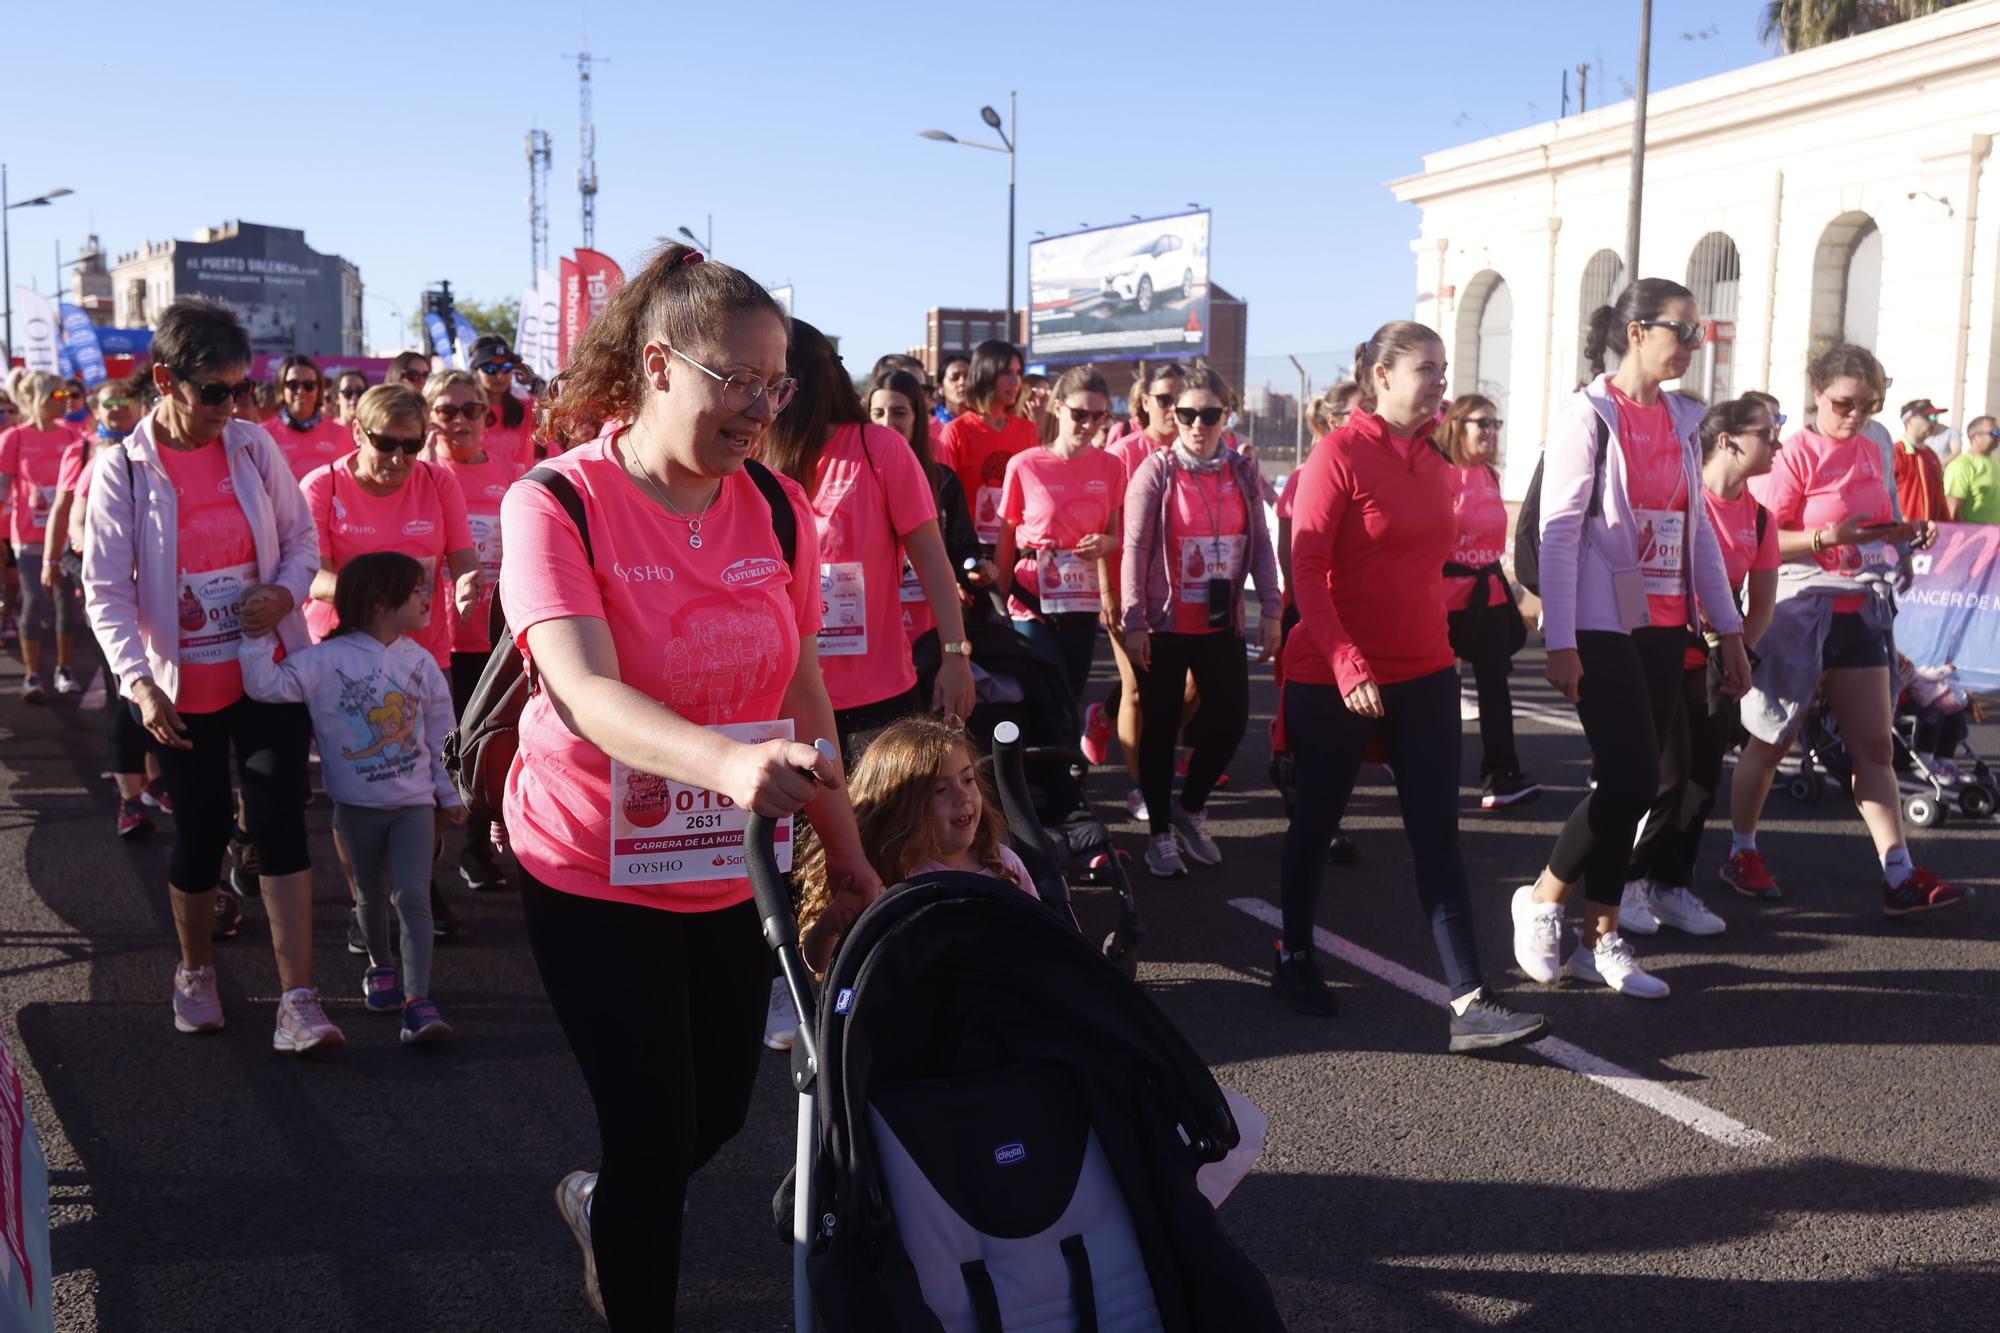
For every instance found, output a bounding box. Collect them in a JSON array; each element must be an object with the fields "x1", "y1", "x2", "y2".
[
  {"x1": 443, "y1": 459, "x2": 797, "y2": 823},
  {"x1": 1513, "y1": 411, "x2": 1609, "y2": 597}
]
